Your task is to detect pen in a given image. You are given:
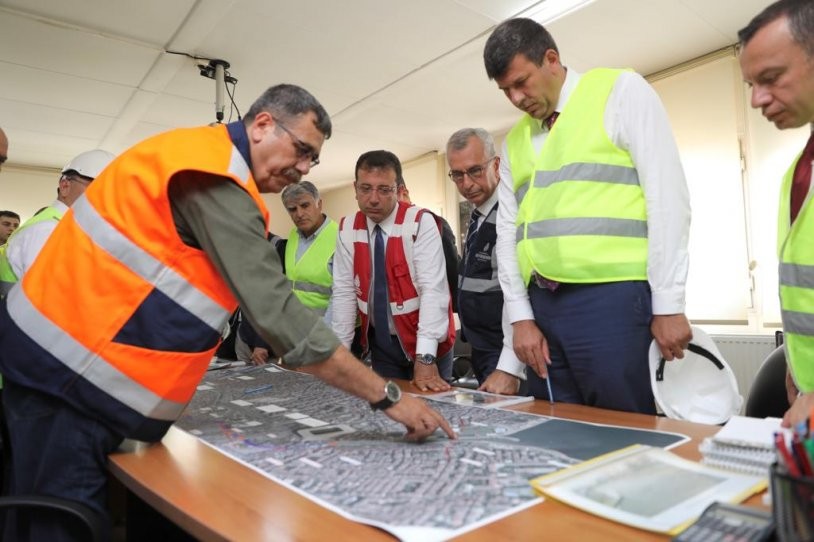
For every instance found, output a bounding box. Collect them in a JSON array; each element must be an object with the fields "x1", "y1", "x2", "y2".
[
  {"x1": 791, "y1": 433, "x2": 814, "y2": 477},
  {"x1": 775, "y1": 431, "x2": 802, "y2": 477},
  {"x1": 545, "y1": 373, "x2": 554, "y2": 405},
  {"x1": 244, "y1": 384, "x2": 274, "y2": 396}
]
